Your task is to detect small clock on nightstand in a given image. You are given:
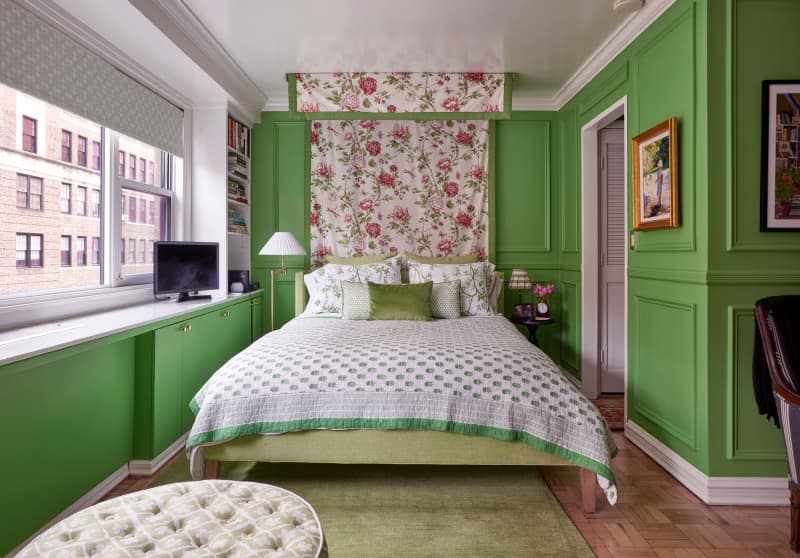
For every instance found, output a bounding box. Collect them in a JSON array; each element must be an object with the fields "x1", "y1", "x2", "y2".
[{"x1": 535, "y1": 301, "x2": 550, "y2": 320}]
